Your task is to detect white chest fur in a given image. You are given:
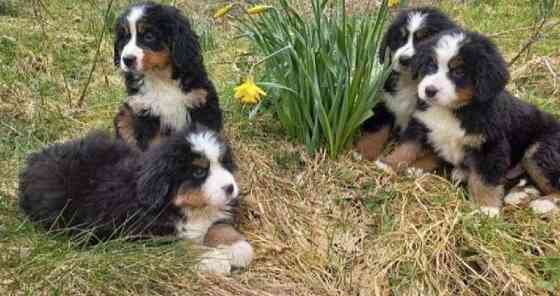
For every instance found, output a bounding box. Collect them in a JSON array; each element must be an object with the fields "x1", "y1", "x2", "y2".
[
  {"x1": 384, "y1": 73, "x2": 417, "y2": 130},
  {"x1": 175, "y1": 208, "x2": 229, "y2": 244},
  {"x1": 414, "y1": 105, "x2": 484, "y2": 166},
  {"x1": 130, "y1": 71, "x2": 194, "y2": 130}
]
